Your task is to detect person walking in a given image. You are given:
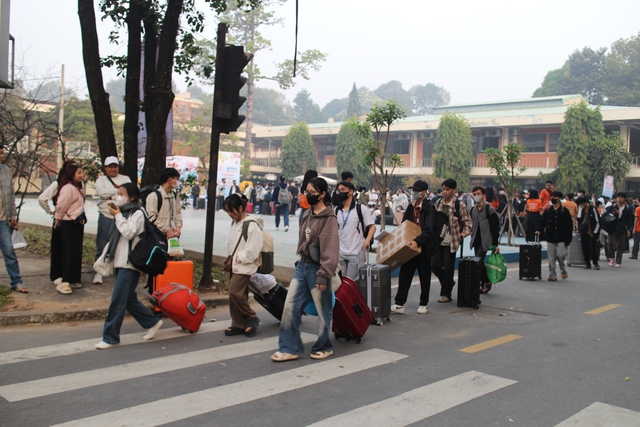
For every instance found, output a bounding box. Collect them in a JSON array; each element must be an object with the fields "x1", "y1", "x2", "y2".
[
  {"x1": 53, "y1": 164, "x2": 86, "y2": 294},
  {"x1": 95, "y1": 183, "x2": 163, "y2": 349},
  {"x1": 0, "y1": 145, "x2": 27, "y2": 294},
  {"x1": 469, "y1": 186, "x2": 500, "y2": 293},
  {"x1": 432, "y1": 179, "x2": 472, "y2": 303},
  {"x1": 537, "y1": 191, "x2": 573, "y2": 281},
  {"x1": 272, "y1": 175, "x2": 290, "y2": 232},
  {"x1": 216, "y1": 179, "x2": 226, "y2": 211},
  {"x1": 223, "y1": 193, "x2": 263, "y2": 337},
  {"x1": 191, "y1": 183, "x2": 201, "y2": 208},
  {"x1": 289, "y1": 181, "x2": 299, "y2": 217},
  {"x1": 272, "y1": 177, "x2": 339, "y2": 362},
  {"x1": 93, "y1": 156, "x2": 131, "y2": 284},
  {"x1": 604, "y1": 192, "x2": 634, "y2": 268},
  {"x1": 298, "y1": 170, "x2": 318, "y2": 226},
  {"x1": 630, "y1": 196, "x2": 640, "y2": 260},
  {"x1": 576, "y1": 196, "x2": 601, "y2": 270},
  {"x1": 391, "y1": 180, "x2": 436, "y2": 315}
]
